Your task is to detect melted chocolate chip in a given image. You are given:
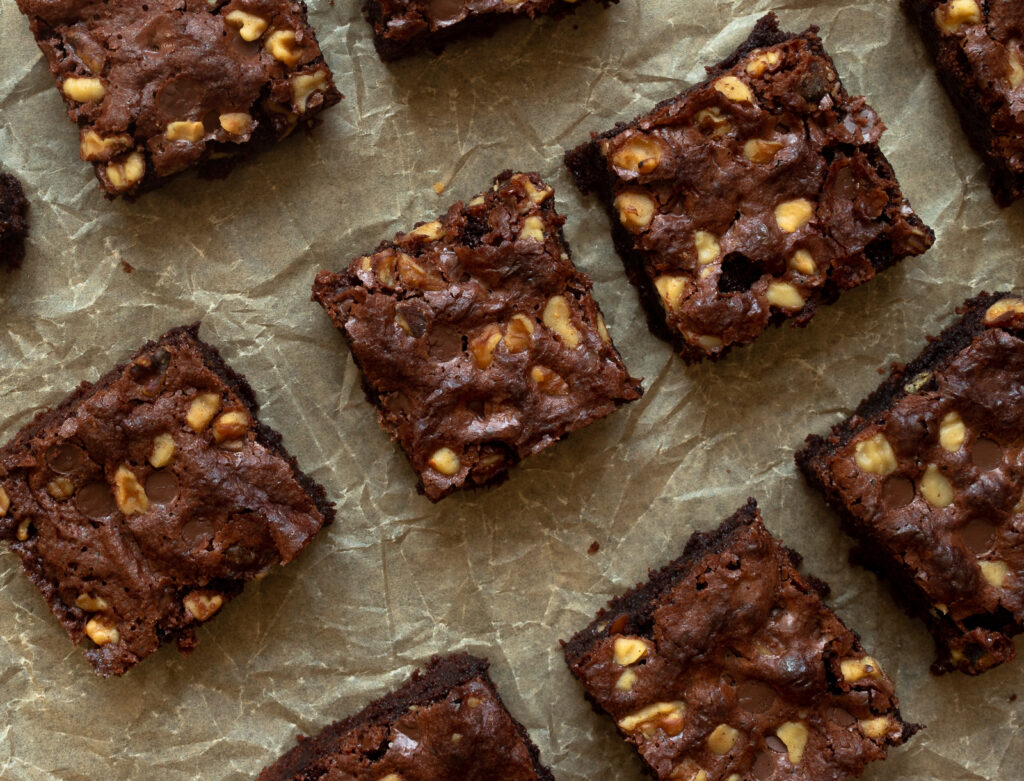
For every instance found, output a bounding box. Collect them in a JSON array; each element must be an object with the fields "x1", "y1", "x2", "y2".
[
  {"x1": 765, "y1": 735, "x2": 787, "y2": 753},
  {"x1": 145, "y1": 471, "x2": 179, "y2": 505},
  {"x1": 960, "y1": 519, "x2": 997, "y2": 554},
  {"x1": 75, "y1": 482, "x2": 116, "y2": 518},
  {"x1": 882, "y1": 476, "x2": 915, "y2": 507},
  {"x1": 826, "y1": 706, "x2": 857, "y2": 727},
  {"x1": 752, "y1": 751, "x2": 777, "y2": 779},
  {"x1": 181, "y1": 519, "x2": 216, "y2": 547},
  {"x1": 737, "y1": 680, "x2": 776, "y2": 714},
  {"x1": 972, "y1": 437, "x2": 1003, "y2": 470},
  {"x1": 47, "y1": 443, "x2": 87, "y2": 474}
]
